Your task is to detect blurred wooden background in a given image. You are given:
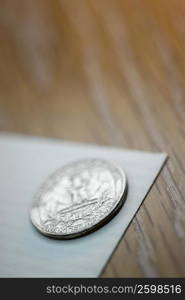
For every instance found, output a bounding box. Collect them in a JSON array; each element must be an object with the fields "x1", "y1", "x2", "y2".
[{"x1": 0, "y1": 0, "x2": 185, "y2": 277}]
